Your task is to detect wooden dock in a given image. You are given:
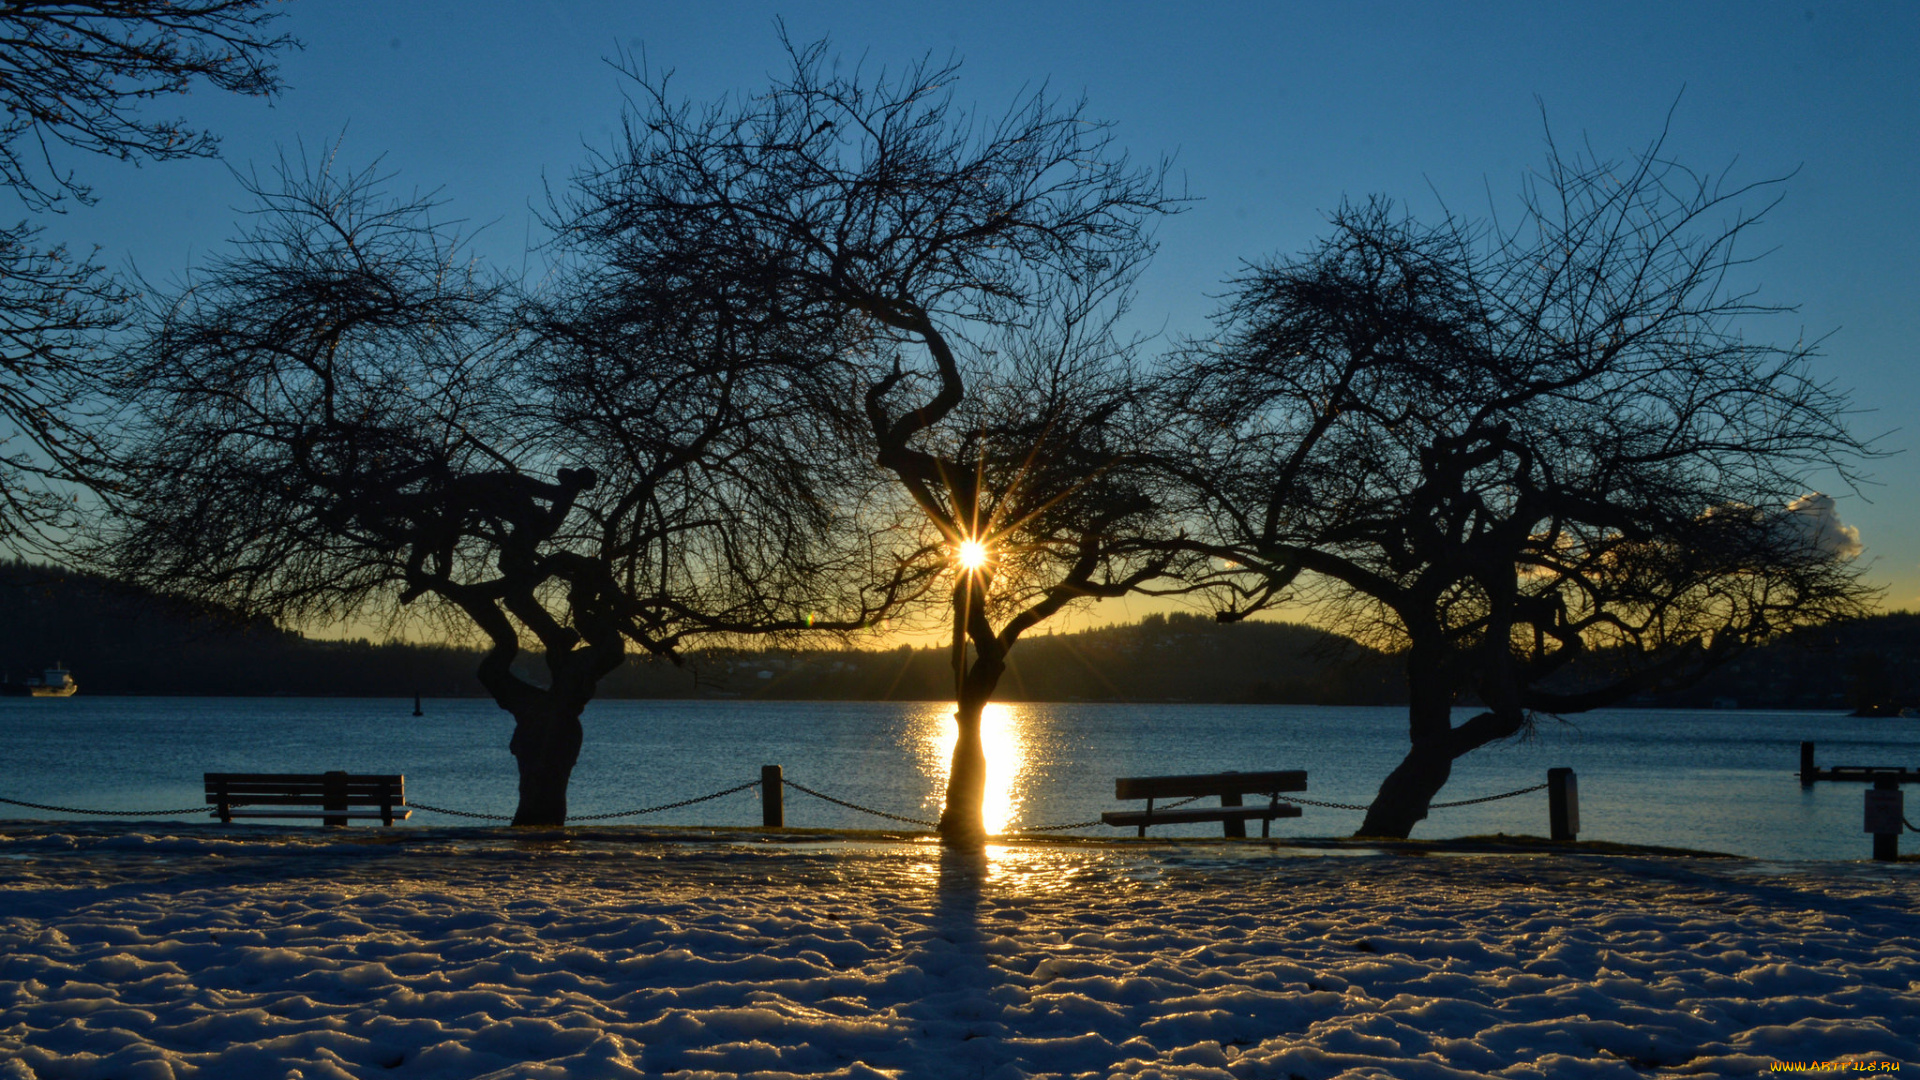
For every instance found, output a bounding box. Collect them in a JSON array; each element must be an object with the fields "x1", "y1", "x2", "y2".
[
  {"x1": 1803, "y1": 764, "x2": 1920, "y2": 784},
  {"x1": 1799, "y1": 742, "x2": 1916, "y2": 861},
  {"x1": 1800, "y1": 742, "x2": 1920, "y2": 786}
]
